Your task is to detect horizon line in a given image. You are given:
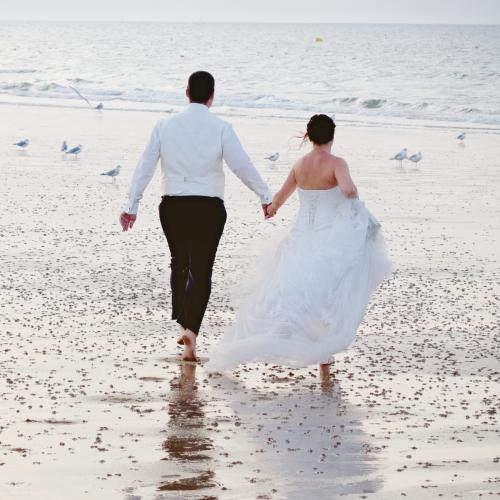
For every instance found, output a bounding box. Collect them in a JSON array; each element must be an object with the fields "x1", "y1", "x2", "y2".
[{"x1": 1, "y1": 19, "x2": 499, "y2": 25}]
